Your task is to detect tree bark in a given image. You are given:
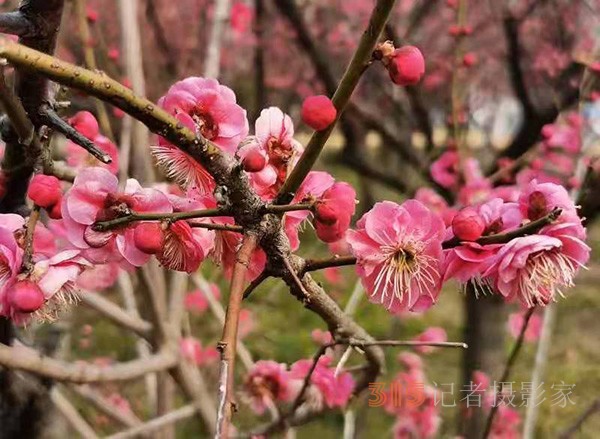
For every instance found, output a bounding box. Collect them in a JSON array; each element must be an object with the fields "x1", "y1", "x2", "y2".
[{"x1": 461, "y1": 287, "x2": 508, "y2": 438}]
